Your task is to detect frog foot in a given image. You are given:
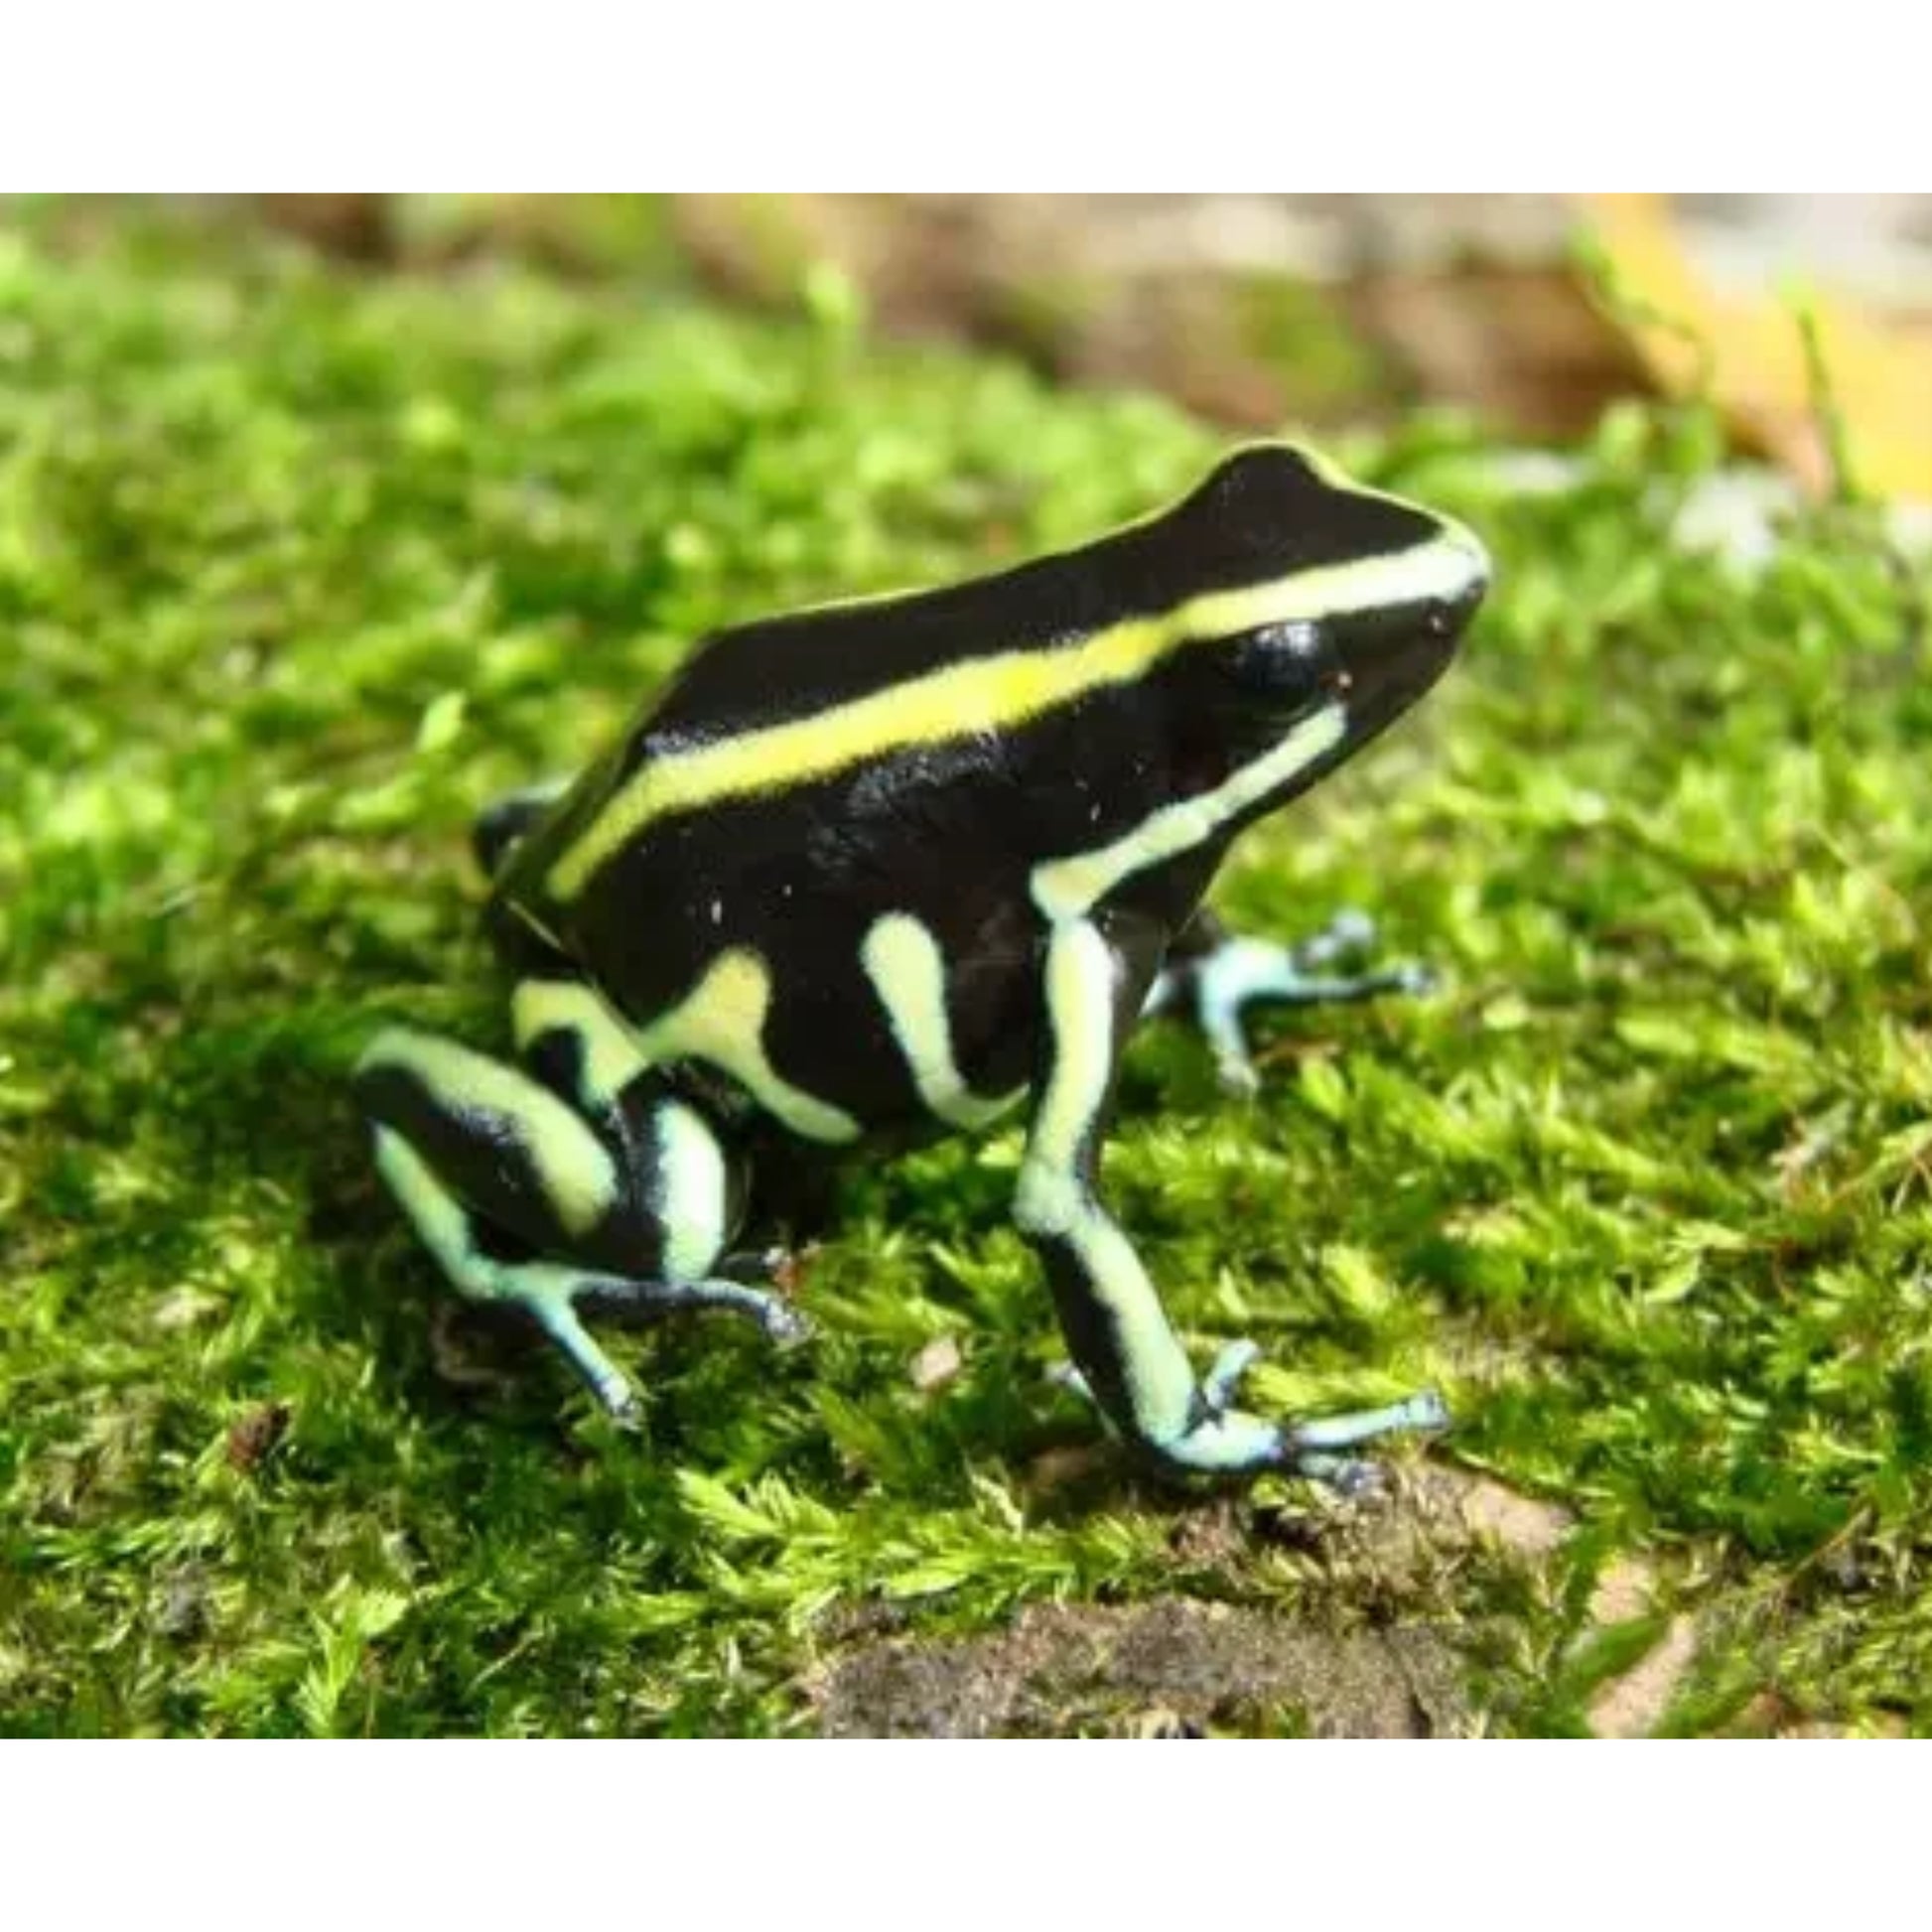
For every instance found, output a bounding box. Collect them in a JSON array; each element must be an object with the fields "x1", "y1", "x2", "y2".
[
  {"x1": 515, "y1": 1273, "x2": 812, "y2": 1426},
  {"x1": 578, "y1": 1269, "x2": 812, "y2": 1356},
  {"x1": 1147, "y1": 907, "x2": 1438, "y2": 1096},
  {"x1": 1193, "y1": 1340, "x2": 1449, "y2": 1492},
  {"x1": 1052, "y1": 1341, "x2": 1449, "y2": 1493},
  {"x1": 1274, "y1": 1388, "x2": 1450, "y2": 1497}
]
